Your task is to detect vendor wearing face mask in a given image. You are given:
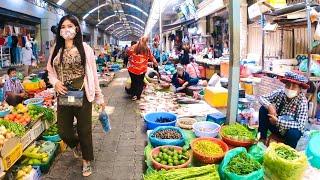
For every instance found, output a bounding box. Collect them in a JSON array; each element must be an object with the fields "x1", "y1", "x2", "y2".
[
  {"x1": 4, "y1": 68, "x2": 26, "y2": 106},
  {"x1": 258, "y1": 71, "x2": 309, "y2": 148}
]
